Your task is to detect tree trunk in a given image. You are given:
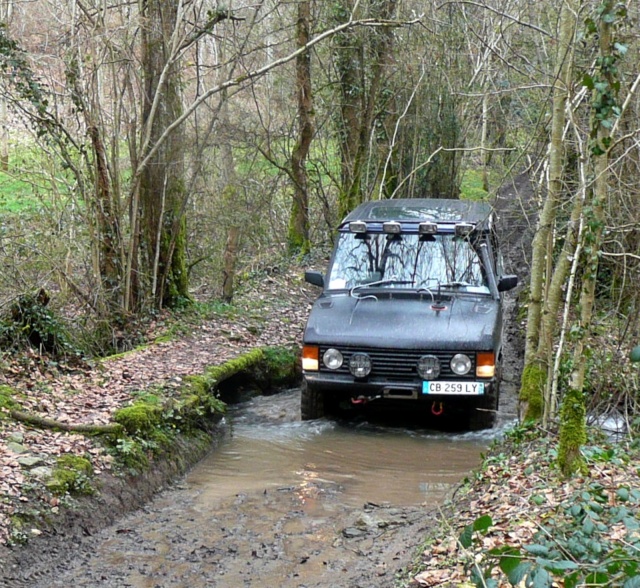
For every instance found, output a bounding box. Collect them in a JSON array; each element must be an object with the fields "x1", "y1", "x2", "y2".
[
  {"x1": 333, "y1": 0, "x2": 398, "y2": 218},
  {"x1": 288, "y1": 0, "x2": 314, "y2": 254},
  {"x1": 559, "y1": 3, "x2": 616, "y2": 477},
  {"x1": 139, "y1": 0, "x2": 190, "y2": 309},
  {"x1": 519, "y1": 0, "x2": 577, "y2": 421},
  {"x1": 222, "y1": 226, "x2": 240, "y2": 303}
]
